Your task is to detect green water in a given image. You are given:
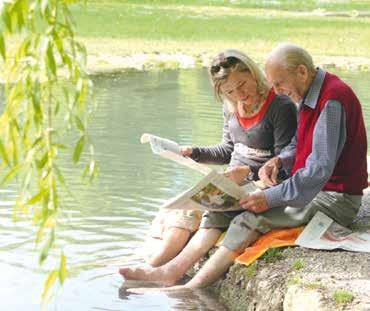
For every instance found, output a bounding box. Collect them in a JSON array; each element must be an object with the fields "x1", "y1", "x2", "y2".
[{"x1": 0, "y1": 68, "x2": 369, "y2": 310}]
